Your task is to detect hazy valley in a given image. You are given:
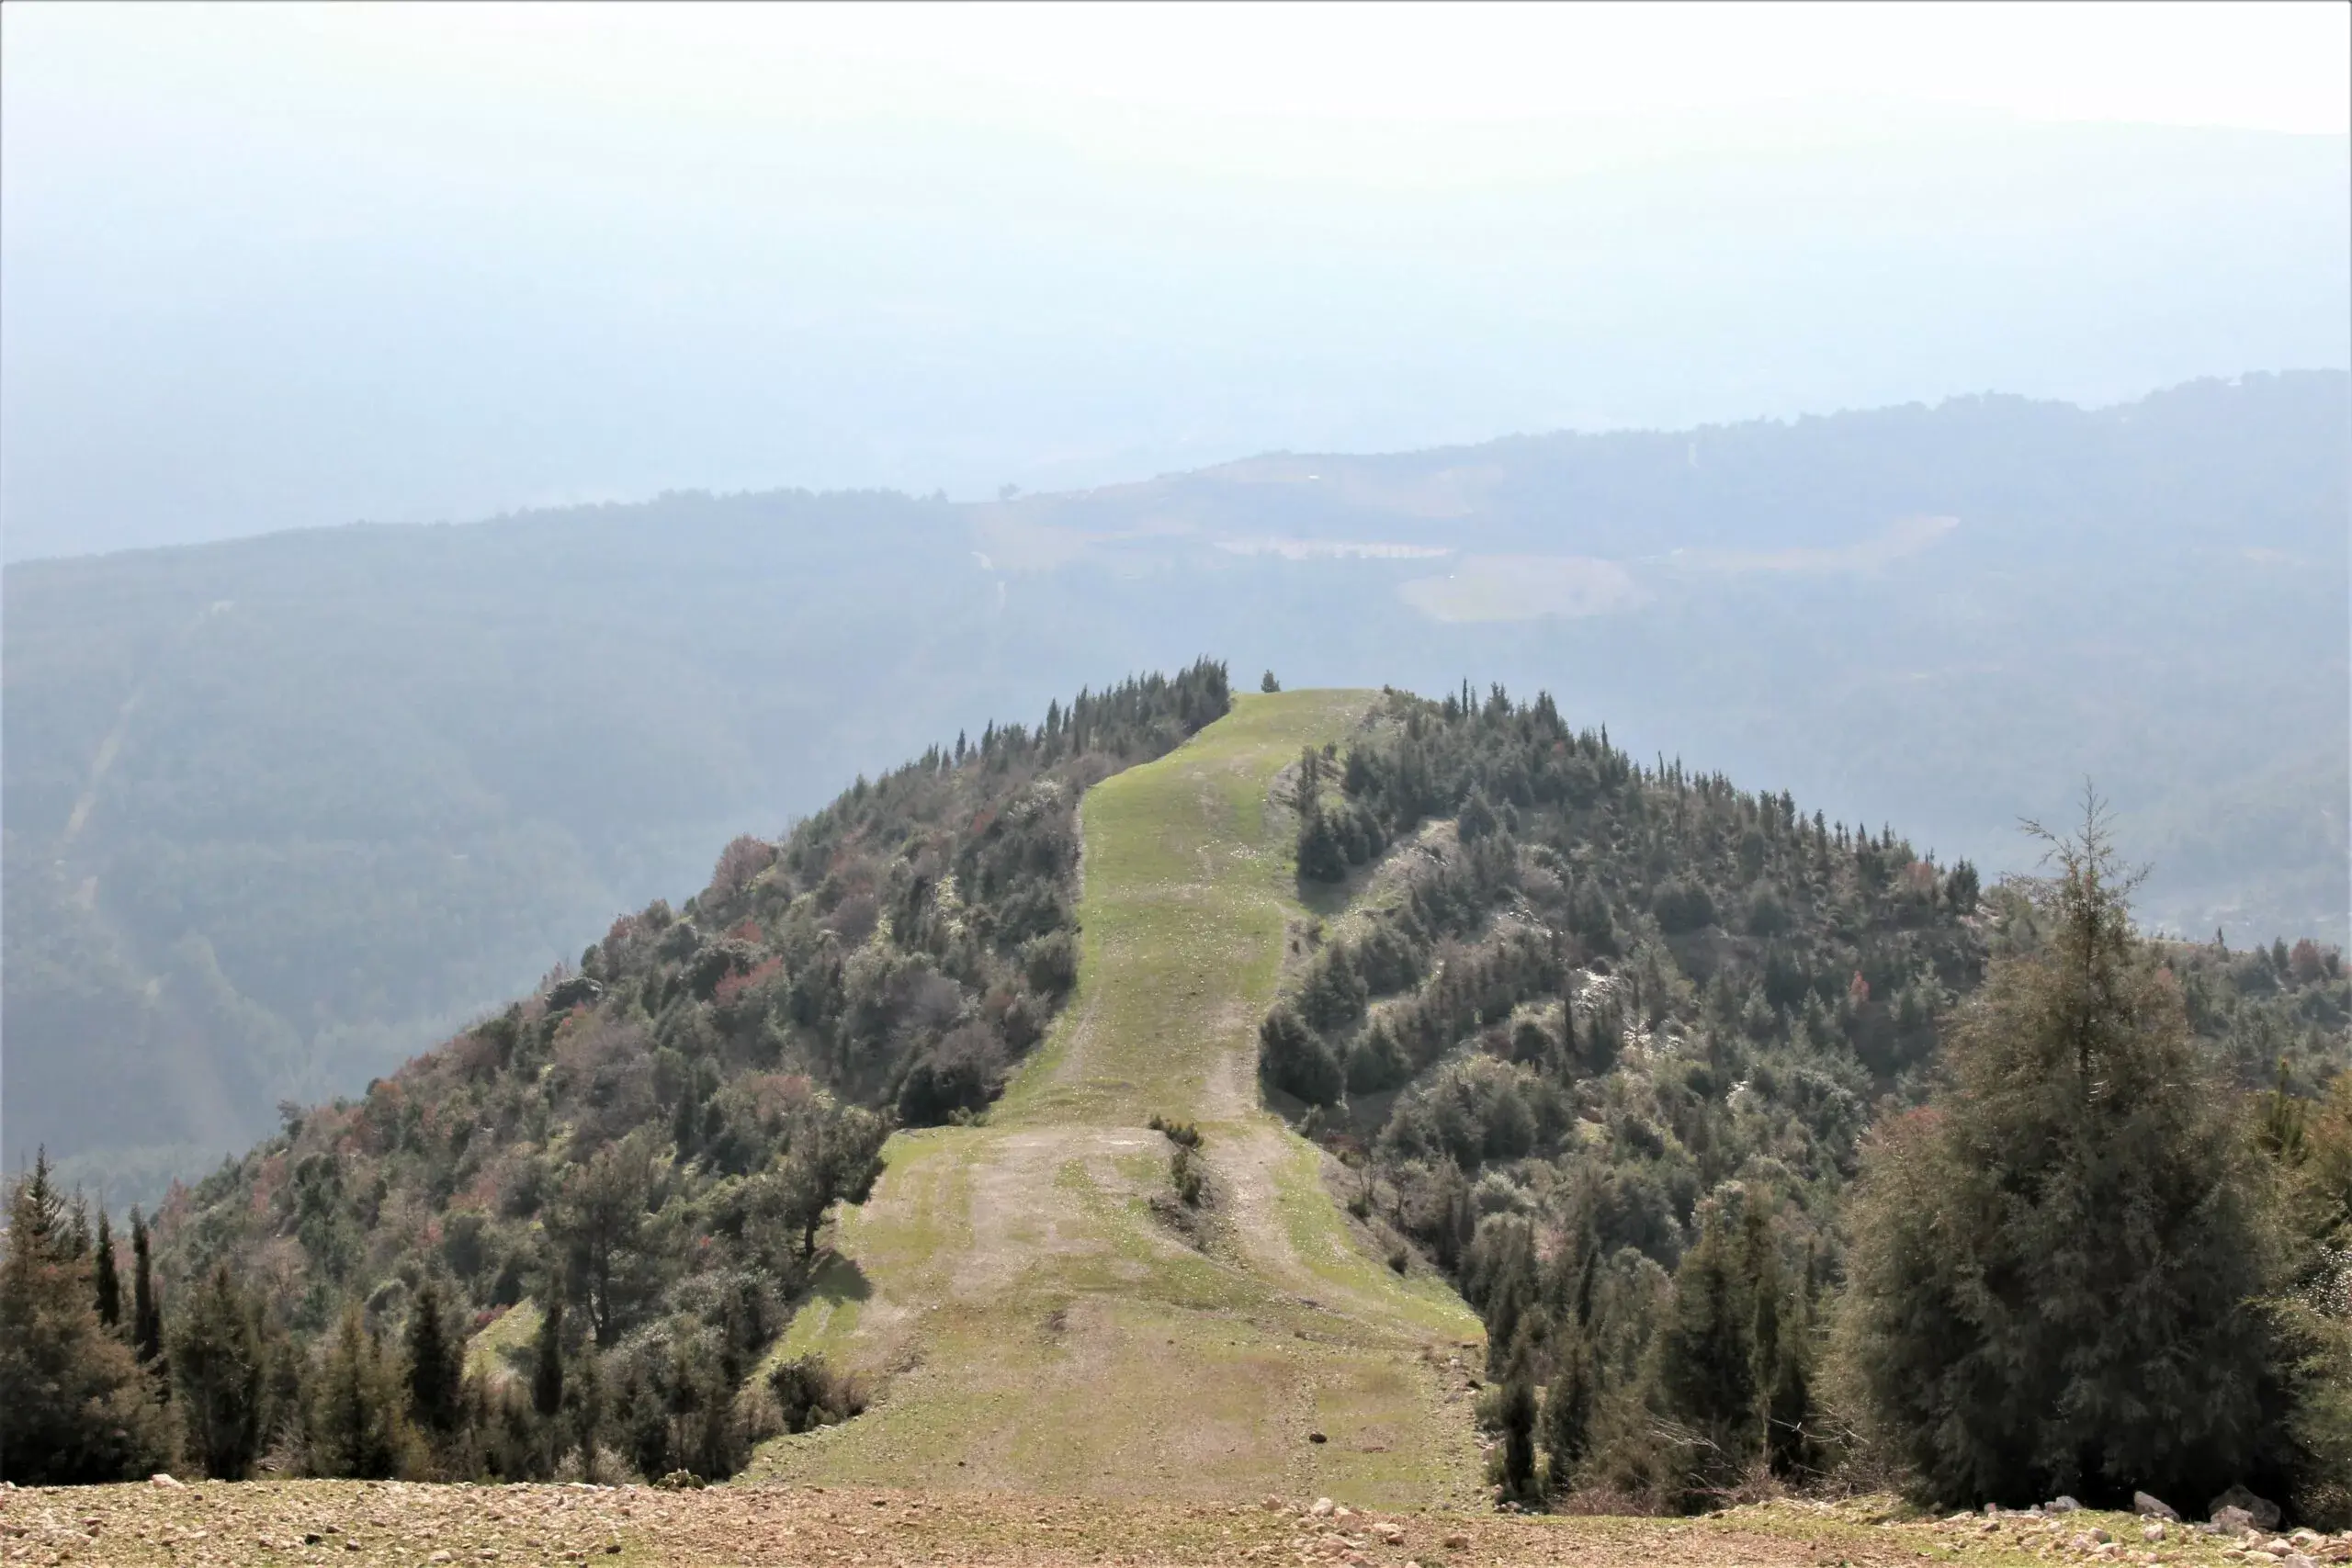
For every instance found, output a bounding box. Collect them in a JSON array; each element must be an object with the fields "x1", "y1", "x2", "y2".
[{"x1": 5, "y1": 372, "x2": 2346, "y2": 1197}]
